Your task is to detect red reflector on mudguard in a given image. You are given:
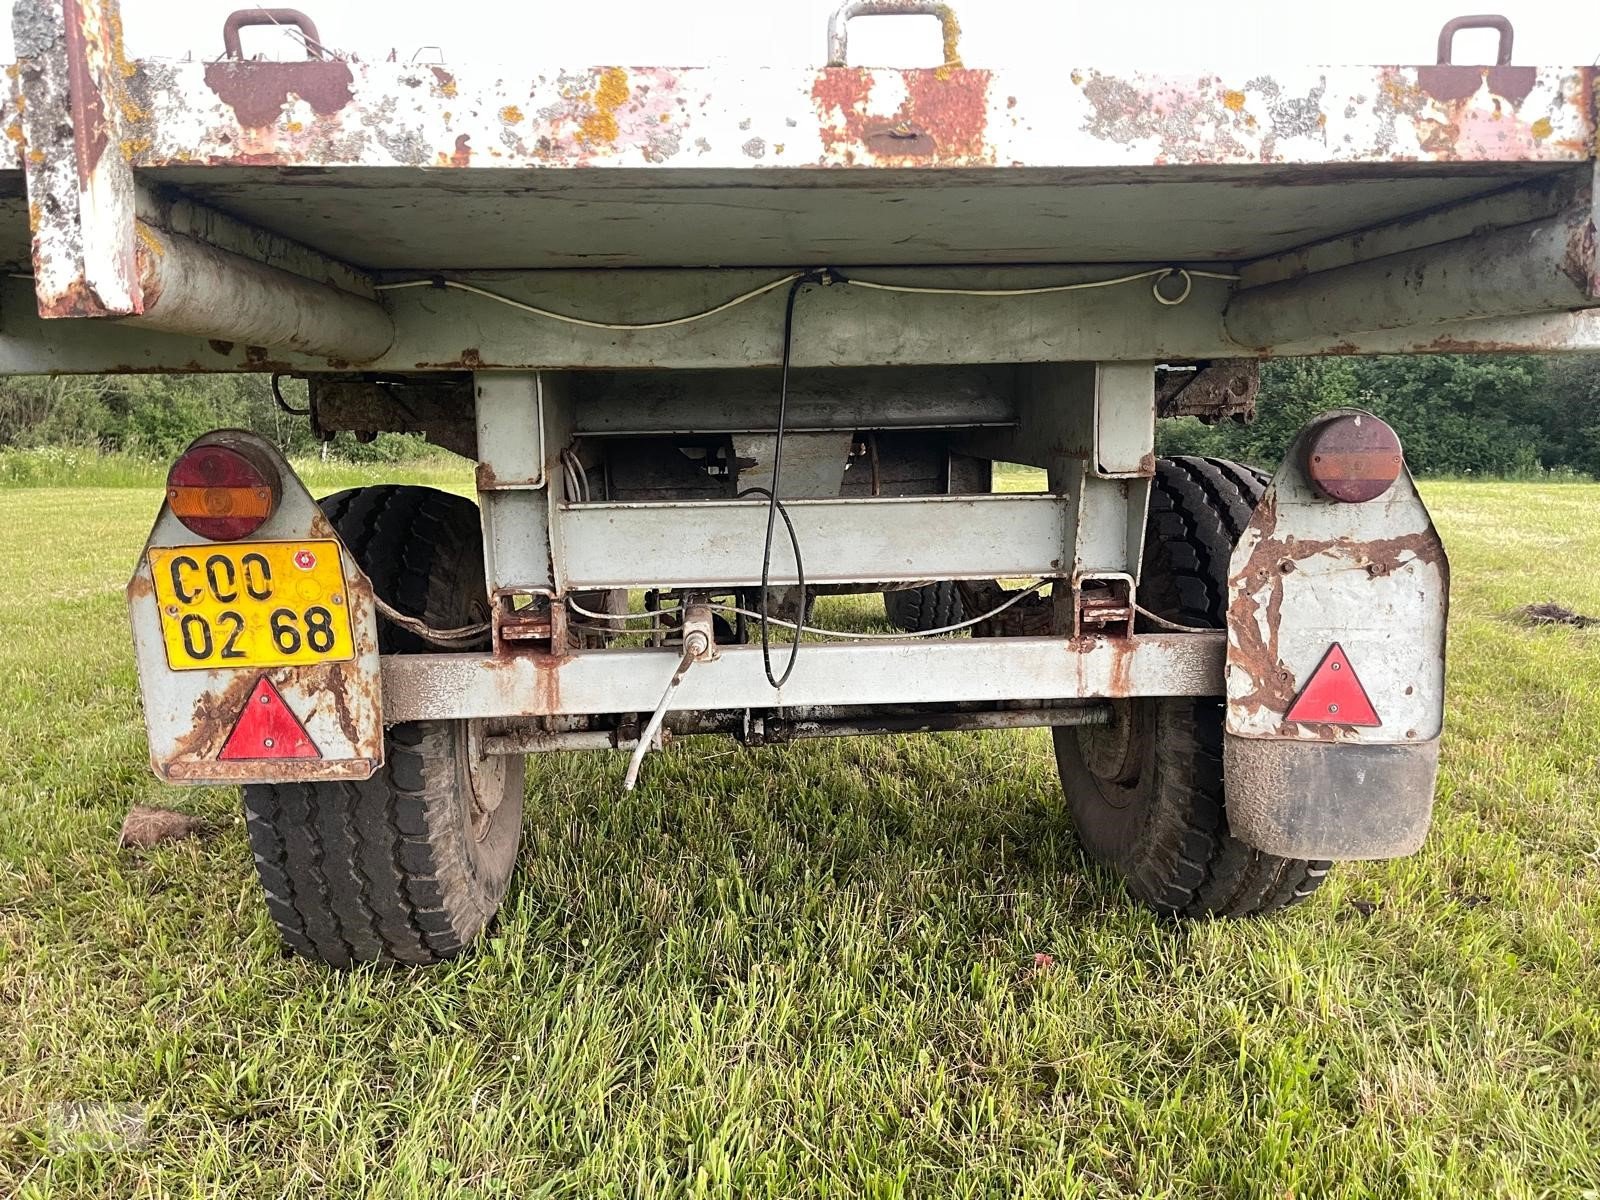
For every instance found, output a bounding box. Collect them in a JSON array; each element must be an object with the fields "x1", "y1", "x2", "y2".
[
  {"x1": 1285, "y1": 643, "x2": 1381, "y2": 727},
  {"x1": 219, "y1": 677, "x2": 320, "y2": 760}
]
